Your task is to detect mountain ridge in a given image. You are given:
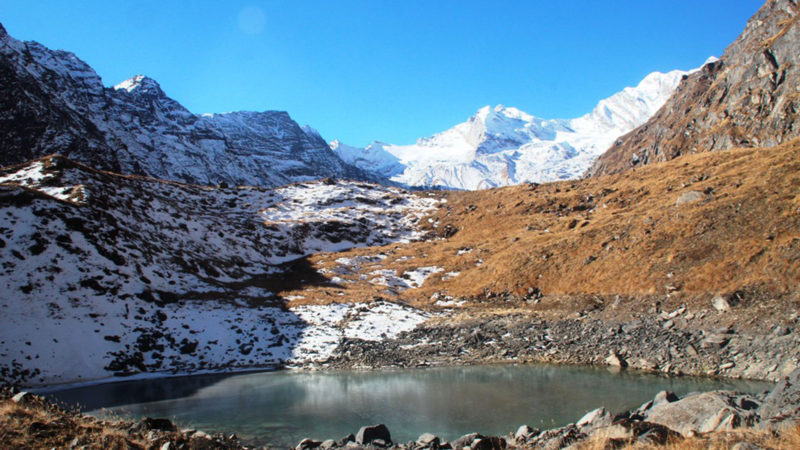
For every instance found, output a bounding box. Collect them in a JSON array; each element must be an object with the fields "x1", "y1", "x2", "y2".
[
  {"x1": 0, "y1": 25, "x2": 381, "y2": 187},
  {"x1": 587, "y1": 0, "x2": 799, "y2": 176},
  {"x1": 332, "y1": 67, "x2": 701, "y2": 190}
]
